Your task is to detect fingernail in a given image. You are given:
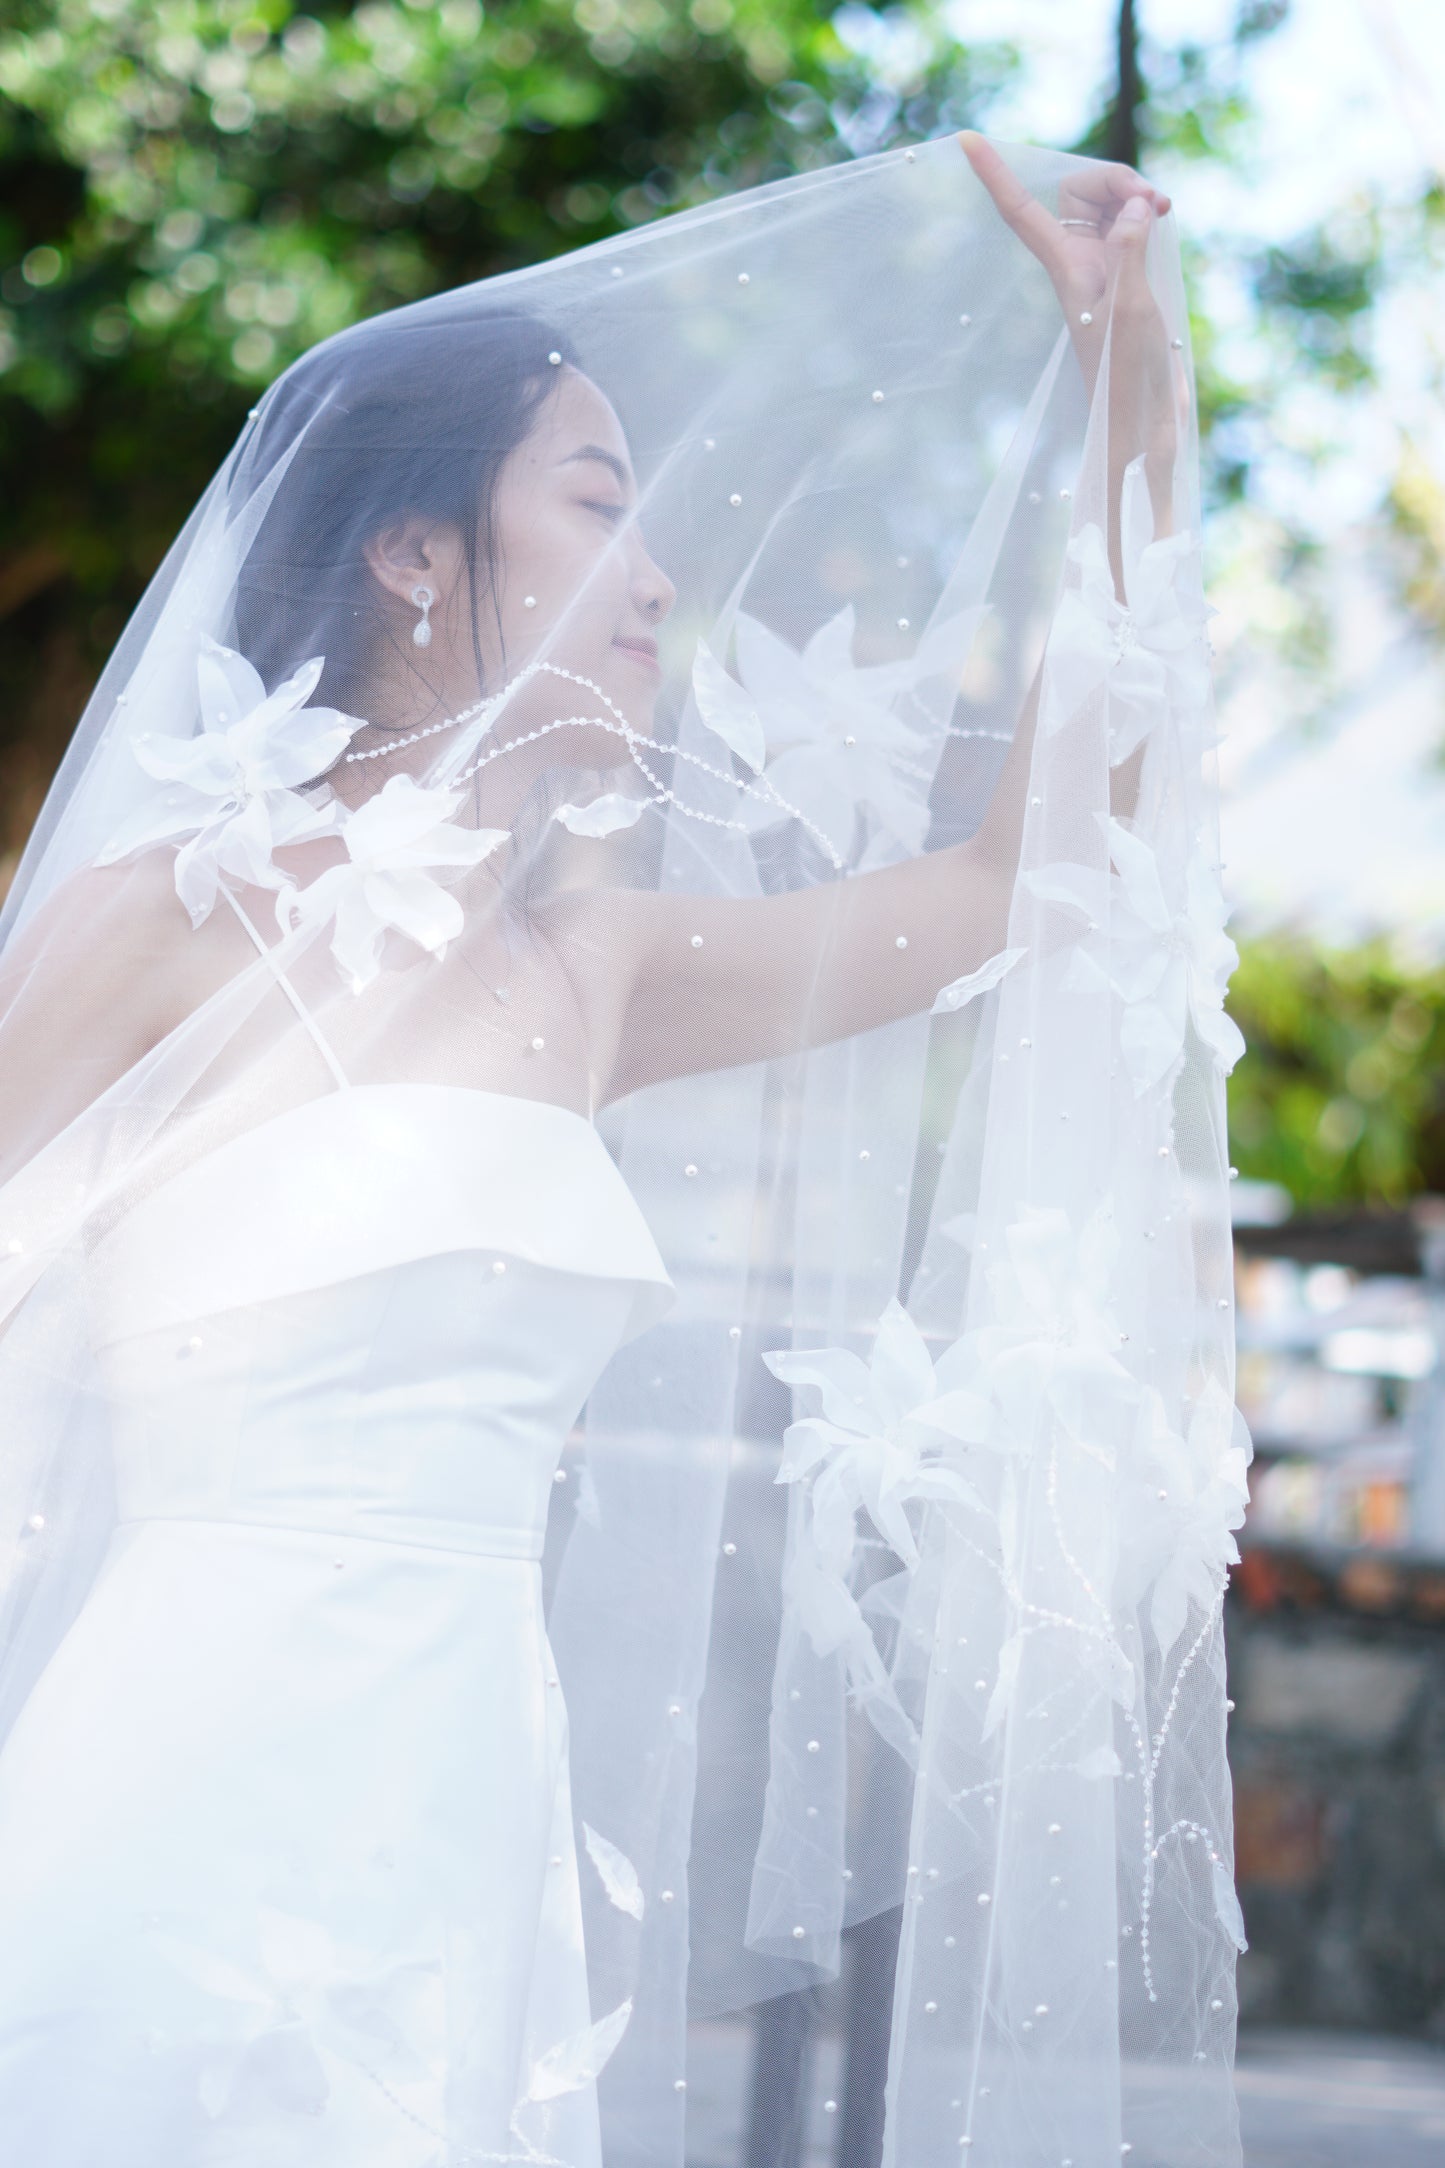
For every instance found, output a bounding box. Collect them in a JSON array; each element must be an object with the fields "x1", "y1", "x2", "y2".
[{"x1": 1119, "y1": 197, "x2": 1149, "y2": 224}]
